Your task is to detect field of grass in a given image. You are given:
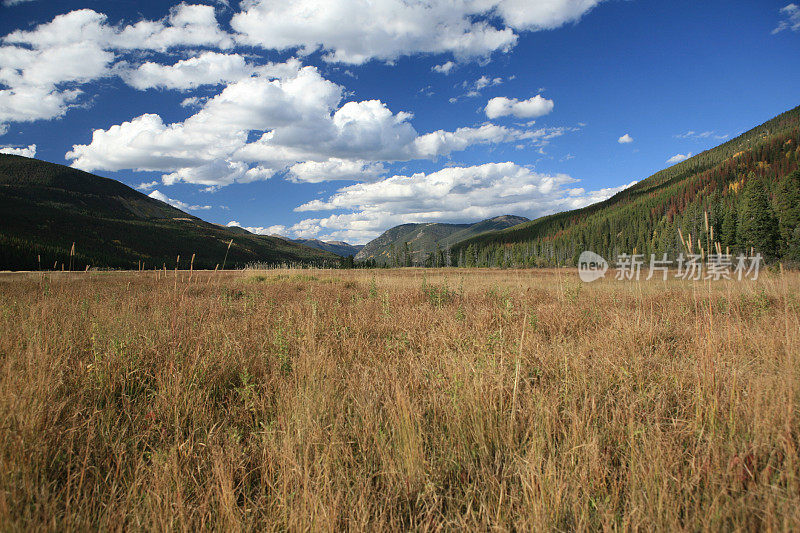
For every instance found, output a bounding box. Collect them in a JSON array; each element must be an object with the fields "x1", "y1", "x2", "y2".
[{"x1": 1, "y1": 268, "x2": 798, "y2": 530}]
